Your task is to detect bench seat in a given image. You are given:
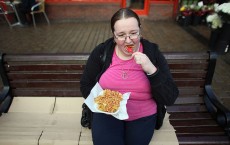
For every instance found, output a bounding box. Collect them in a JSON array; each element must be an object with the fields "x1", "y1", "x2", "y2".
[
  {"x1": 0, "y1": 52, "x2": 229, "y2": 144},
  {"x1": 0, "y1": 97, "x2": 179, "y2": 145}
]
